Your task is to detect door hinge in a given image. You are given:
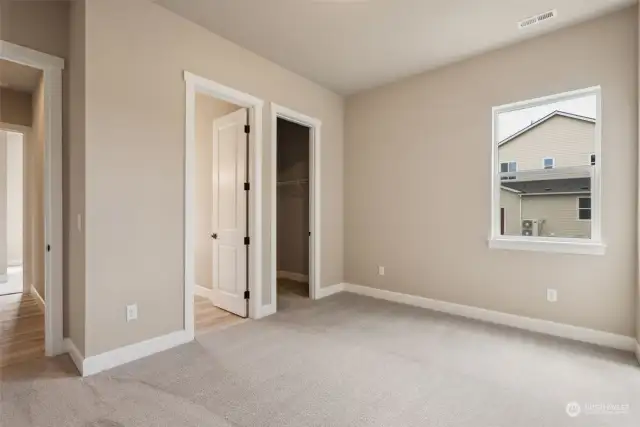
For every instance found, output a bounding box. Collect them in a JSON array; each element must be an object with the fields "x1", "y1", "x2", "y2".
[
  {"x1": 244, "y1": 124, "x2": 250, "y2": 134},
  {"x1": 46, "y1": 244, "x2": 51, "y2": 252},
  {"x1": 244, "y1": 182, "x2": 250, "y2": 191},
  {"x1": 244, "y1": 237, "x2": 250, "y2": 245},
  {"x1": 244, "y1": 290, "x2": 250, "y2": 299}
]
